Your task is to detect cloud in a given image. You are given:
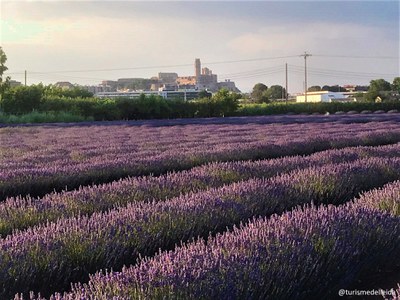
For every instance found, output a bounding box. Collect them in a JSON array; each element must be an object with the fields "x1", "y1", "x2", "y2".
[
  {"x1": 227, "y1": 22, "x2": 395, "y2": 57},
  {"x1": 1, "y1": 1, "x2": 398, "y2": 93}
]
